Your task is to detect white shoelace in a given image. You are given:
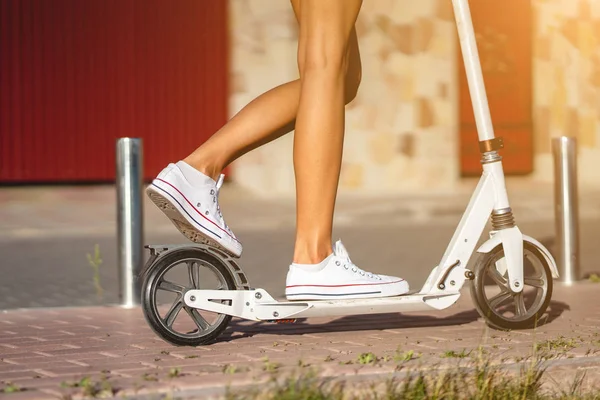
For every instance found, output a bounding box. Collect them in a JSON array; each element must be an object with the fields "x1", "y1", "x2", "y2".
[
  {"x1": 213, "y1": 175, "x2": 232, "y2": 234},
  {"x1": 333, "y1": 240, "x2": 381, "y2": 280}
]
